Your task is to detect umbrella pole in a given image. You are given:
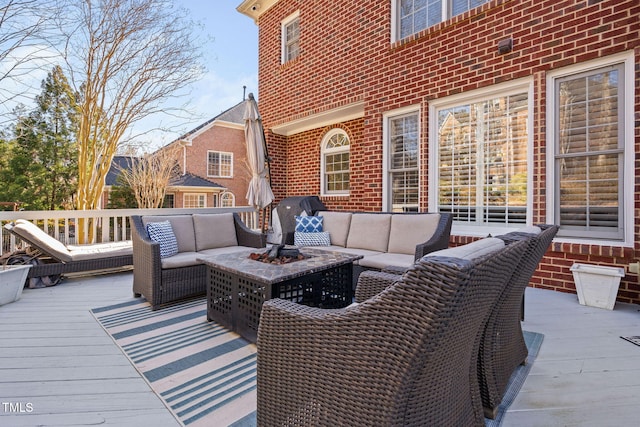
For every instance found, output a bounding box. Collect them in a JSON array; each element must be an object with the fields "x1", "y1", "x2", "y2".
[{"x1": 262, "y1": 124, "x2": 273, "y2": 230}]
